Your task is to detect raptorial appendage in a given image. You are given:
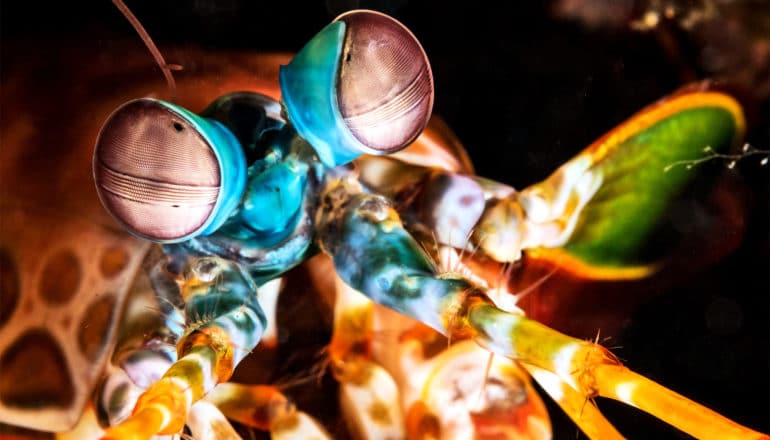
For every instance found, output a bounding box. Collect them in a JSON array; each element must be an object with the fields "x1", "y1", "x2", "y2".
[
  {"x1": 316, "y1": 174, "x2": 768, "y2": 440},
  {"x1": 96, "y1": 251, "x2": 326, "y2": 439},
  {"x1": 102, "y1": 257, "x2": 266, "y2": 439}
]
